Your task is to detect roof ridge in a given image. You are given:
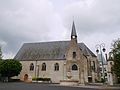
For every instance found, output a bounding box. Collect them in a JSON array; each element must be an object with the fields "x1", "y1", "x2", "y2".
[{"x1": 24, "y1": 40, "x2": 70, "y2": 44}]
